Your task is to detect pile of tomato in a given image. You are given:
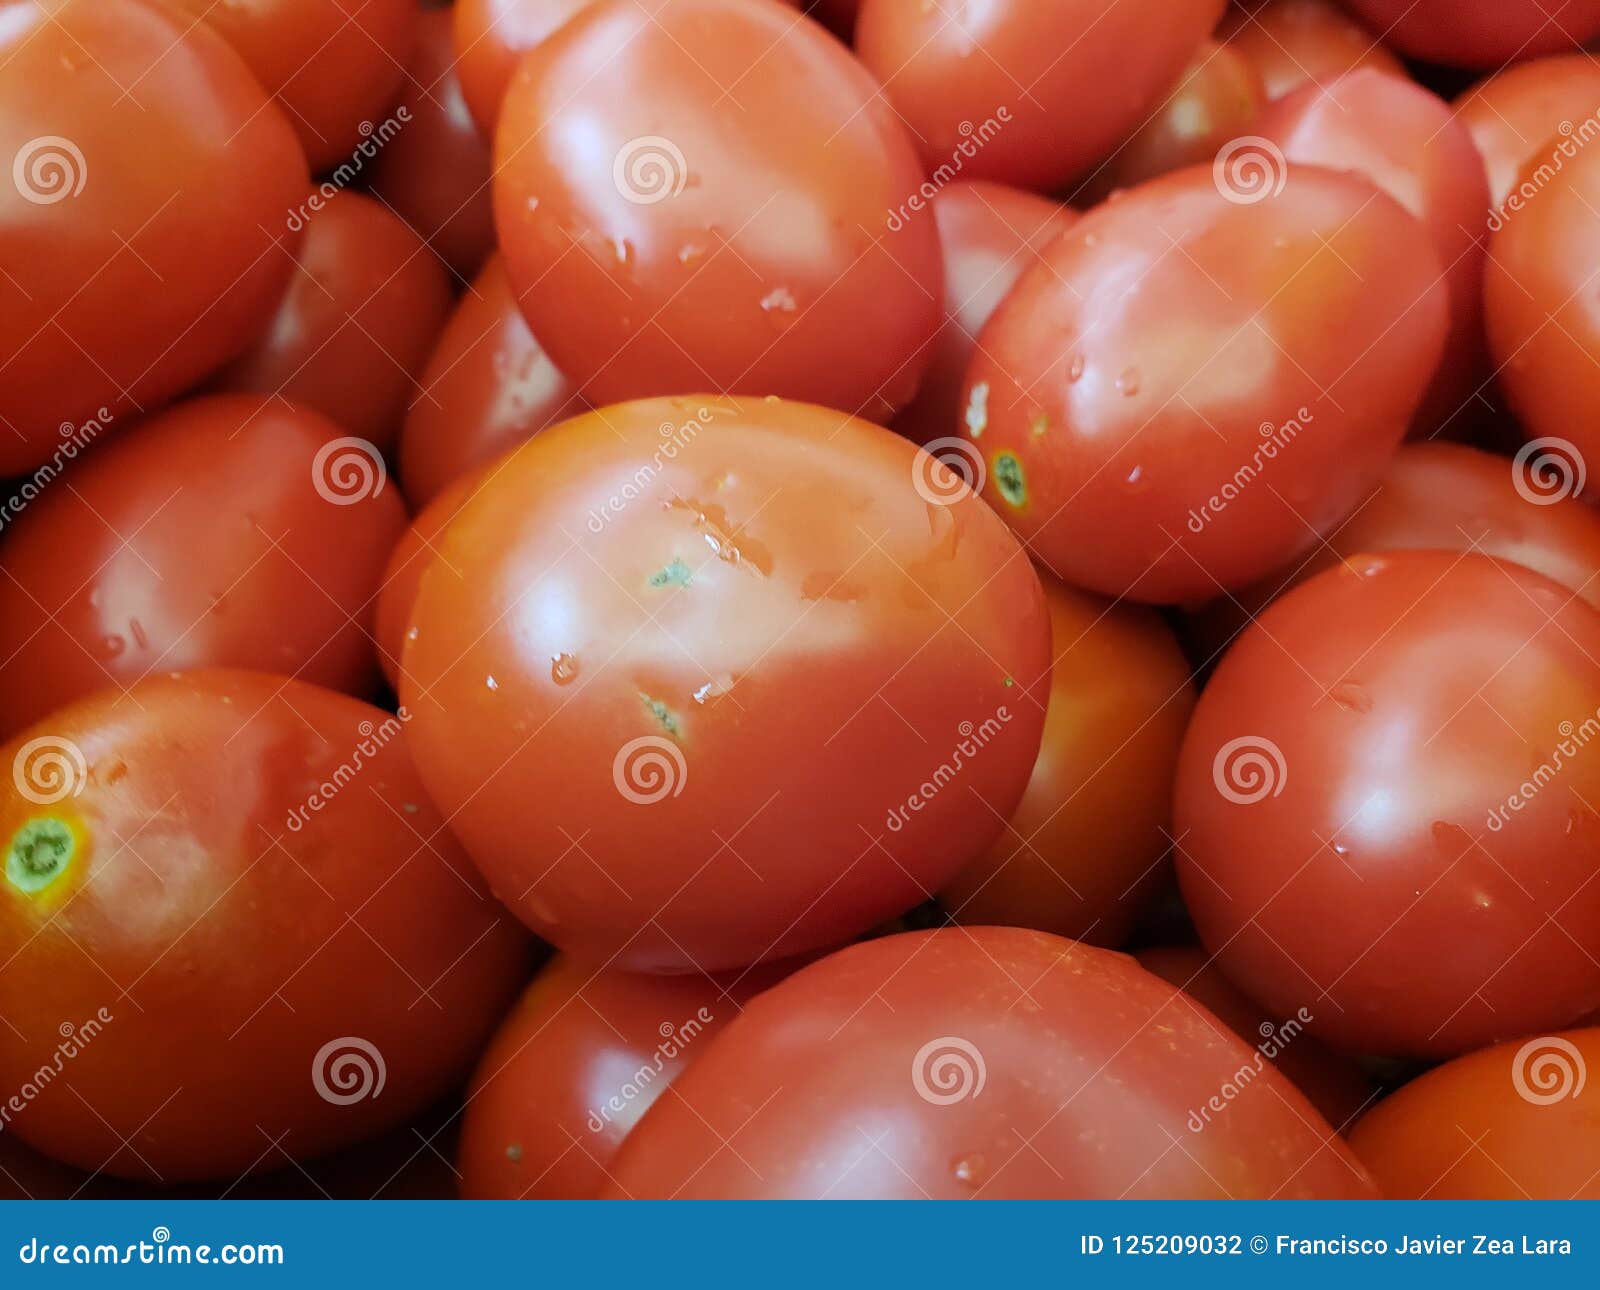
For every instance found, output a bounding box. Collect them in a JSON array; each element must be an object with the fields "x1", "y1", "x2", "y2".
[{"x1": 3, "y1": 0, "x2": 1600, "y2": 1202}]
